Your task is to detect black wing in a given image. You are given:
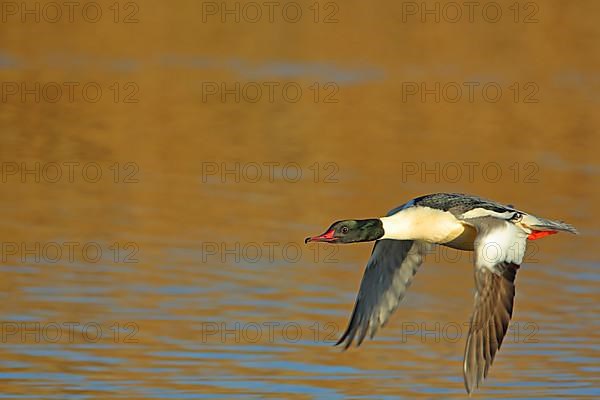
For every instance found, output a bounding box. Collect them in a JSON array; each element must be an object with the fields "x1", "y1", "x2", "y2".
[{"x1": 336, "y1": 239, "x2": 430, "y2": 349}]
